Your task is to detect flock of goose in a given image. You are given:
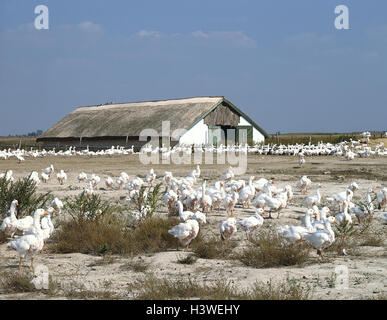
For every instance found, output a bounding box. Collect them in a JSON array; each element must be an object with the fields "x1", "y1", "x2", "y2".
[
  {"x1": 1, "y1": 160, "x2": 386, "y2": 268},
  {"x1": 0, "y1": 138, "x2": 386, "y2": 164}
]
